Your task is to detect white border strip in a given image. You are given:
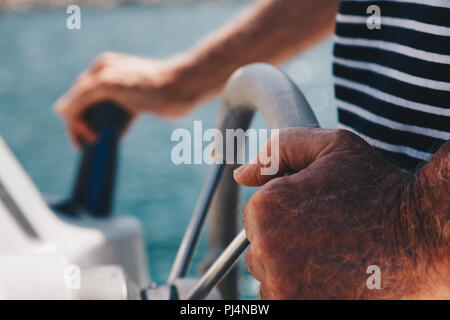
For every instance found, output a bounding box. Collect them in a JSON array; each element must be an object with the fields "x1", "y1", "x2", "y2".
[
  {"x1": 337, "y1": 123, "x2": 433, "y2": 160},
  {"x1": 333, "y1": 56, "x2": 450, "y2": 91},
  {"x1": 336, "y1": 98, "x2": 450, "y2": 140},
  {"x1": 334, "y1": 35, "x2": 450, "y2": 64},
  {"x1": 334, "y1": 76, "x2": 450, "y2": 116},
  {"x1": 336, "y1": 13, "x2": 450, "y2": 36}
]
